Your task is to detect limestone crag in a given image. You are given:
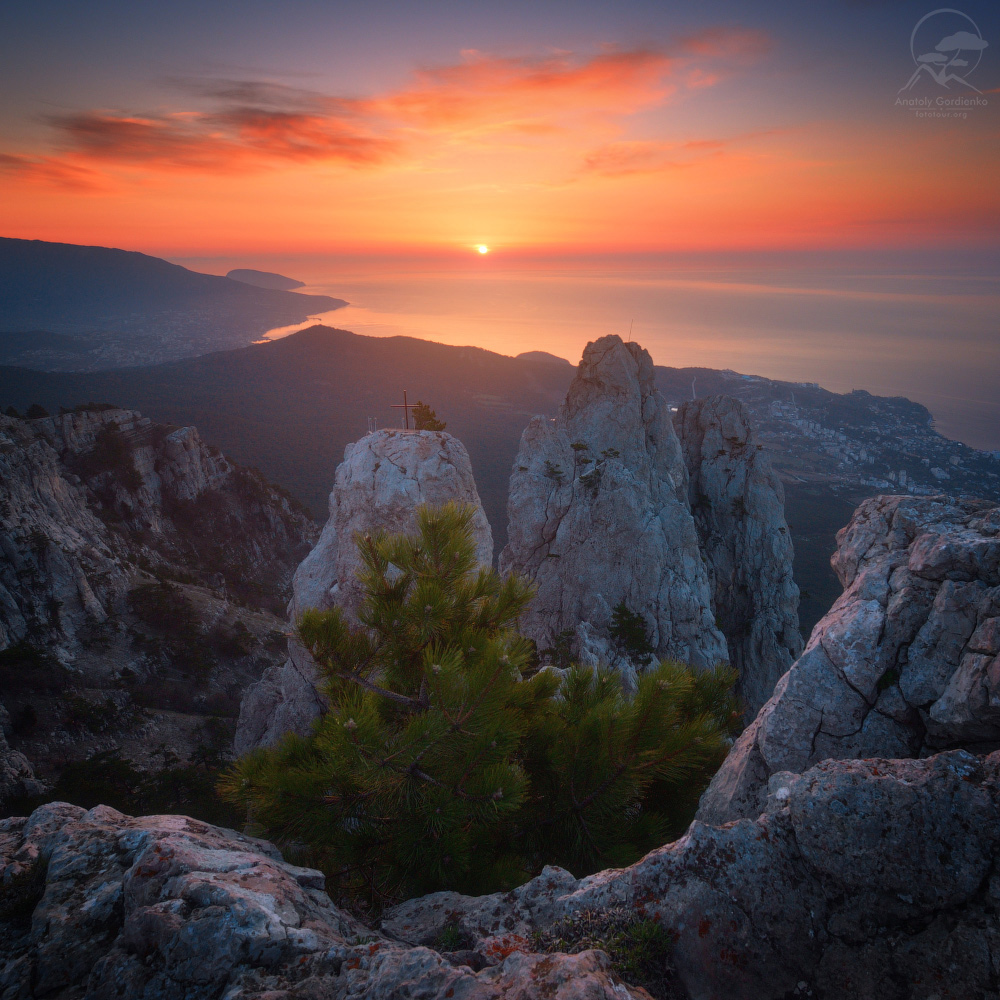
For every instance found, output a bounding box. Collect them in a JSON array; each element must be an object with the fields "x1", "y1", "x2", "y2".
[
  {"x1": 0, "y1": 407, "x2": 316, "y2": 799},
  {"x1": 236, "y1": 429, "x2": 494, "y2": 752},
  {"x1": 698, "y1": 493, "x2": 1000, "y2": 825},
  {"x1": 0, "y1": 802, "x2": 647, "y2": 1000},
  {"x1": 383, "y1": 750, "x2": 1000, "y2": 1000},
  {"x1": 7, "y1": 749, "x2": 1000, "y2": 998},
  {"x1": 499, "y1": 336, "x2": 727, "y2": 679},
  {"x1": 675, "y1": 396, "x2": 802, "y2": 714},
  {"x1": 0, "y1": 408, "x2": 314, "y2": 660}
]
